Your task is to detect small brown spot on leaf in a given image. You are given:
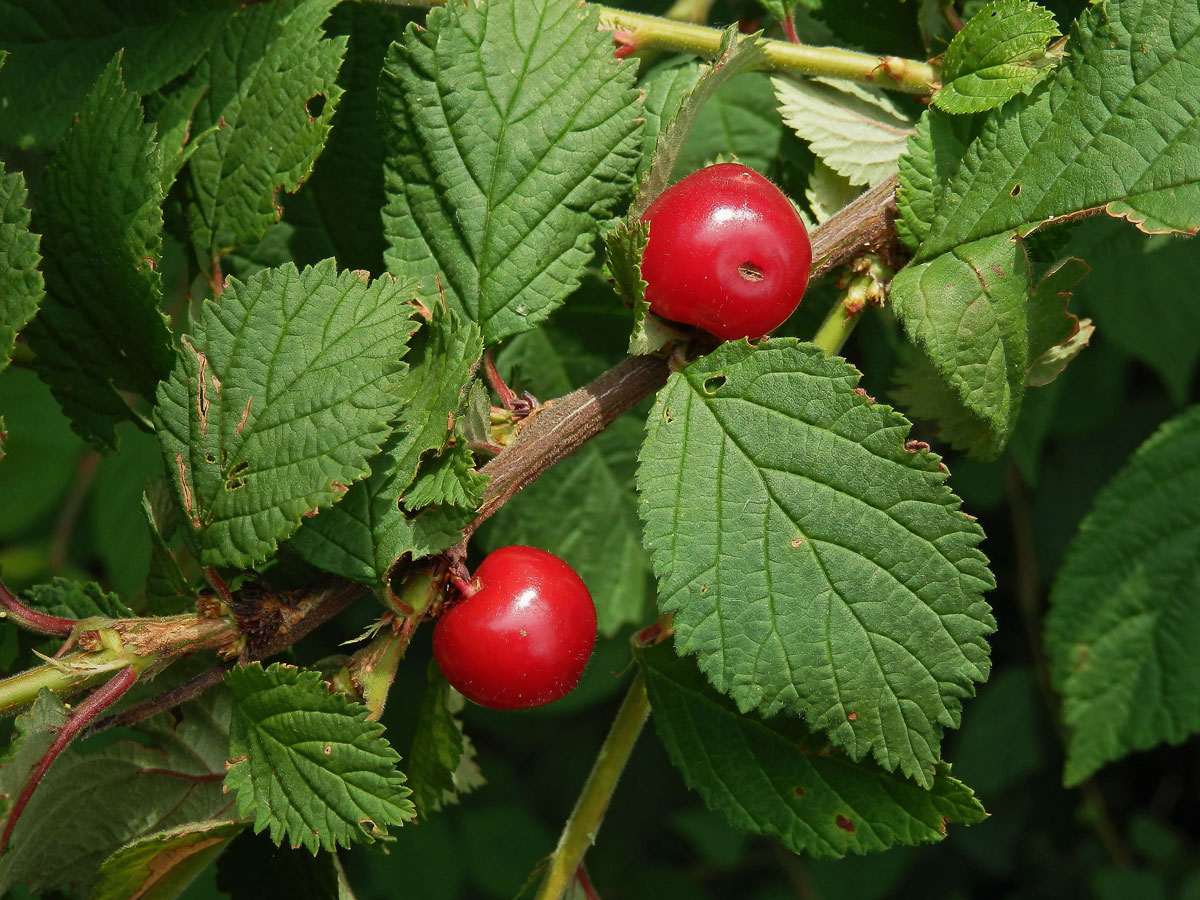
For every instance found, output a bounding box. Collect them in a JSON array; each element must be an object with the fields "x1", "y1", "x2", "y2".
[
  {"x1": 794, "y1": 786, "x2": 806, "y2": 797},
  {"x1": 847, "y1": 712, "x2": 857, "y2": 721},
  {"x1": 836, "y1": 815, "x2": 855, "y2": 833},
  {"x1": 236, "y1": 396, "x2": 253, "y2": 435},
  {"x1": 853, "y1": 387, "x2": 875, "y2": 402},
  {"x1": 904, "y1": 440, "x2": 930, "y2": 453},
  {"x1": 176, "y1": 454, "x2": 200, "y2": 528},
  {"x1": 791, "y1": 537, "x2": 804, "y2": 548},
  {"x1": 323, "y1": 744, "x2": 333, "y2": 755},
  {"x1": 332, "y1": 481, "x2": 349, "y2": 493}
]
